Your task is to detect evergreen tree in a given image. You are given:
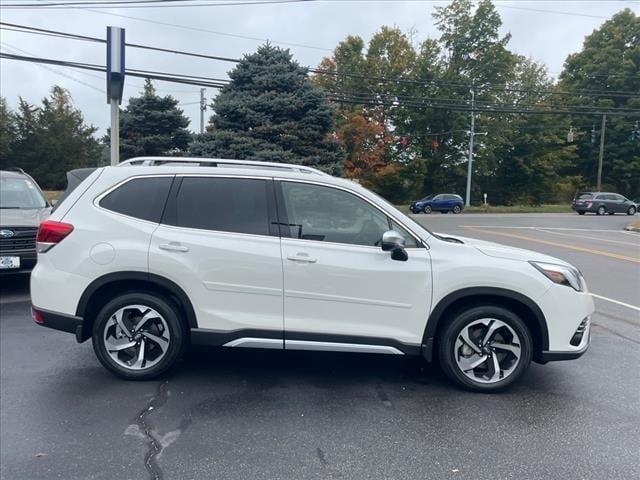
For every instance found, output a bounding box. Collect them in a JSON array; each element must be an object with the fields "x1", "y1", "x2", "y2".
[
  {"x1": 3, "y1": 87, "x2": 101, "y2": 189},
  {"x1": 190, "y1": 44, "x2": 343, "y2": 174},
  {"x1": 0, "y1": 97, "x2": 17, "y2": 163},
  {"x1": 115, "y1": 79, "x2": 191, "y2": 159}
]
